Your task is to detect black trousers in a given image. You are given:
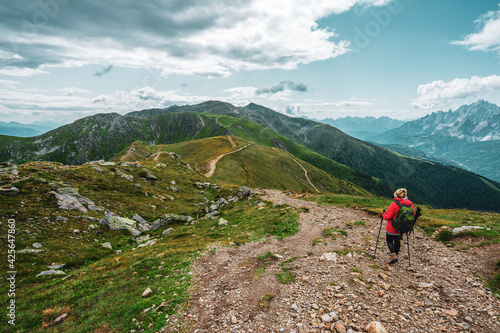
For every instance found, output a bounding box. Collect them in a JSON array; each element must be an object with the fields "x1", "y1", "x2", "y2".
[{"x1": 386, "y1": 233, "x2": 400, "y2": 255}]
